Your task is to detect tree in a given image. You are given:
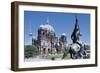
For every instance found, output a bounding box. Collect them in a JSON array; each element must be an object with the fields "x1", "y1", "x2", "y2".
[{"x1": 24, "y1": 45, "x2": 39, "y2": 58}]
